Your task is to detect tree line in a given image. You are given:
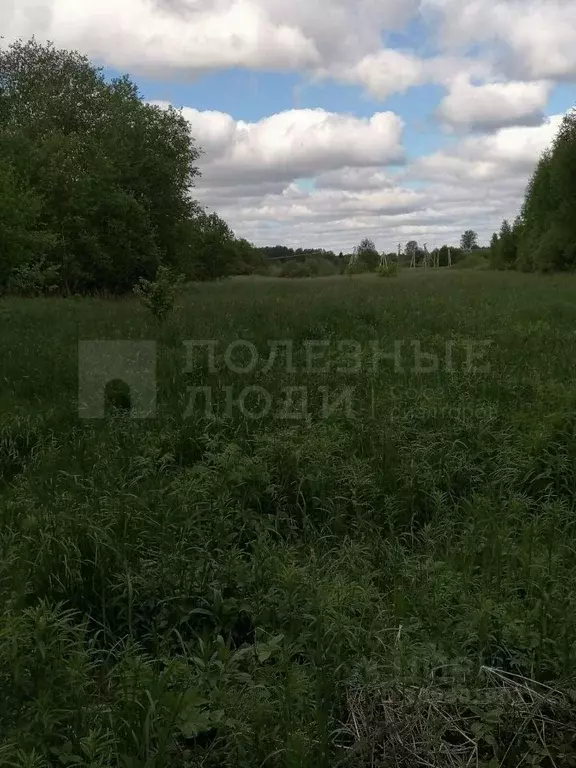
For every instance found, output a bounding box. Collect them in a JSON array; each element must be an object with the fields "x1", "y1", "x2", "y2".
[
  {"x1": 259, "y1": 233, "x2": 484, "y2": 277},
  {"x1": 489, "y1": 107, "x2": 576, "y2": 272}
]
